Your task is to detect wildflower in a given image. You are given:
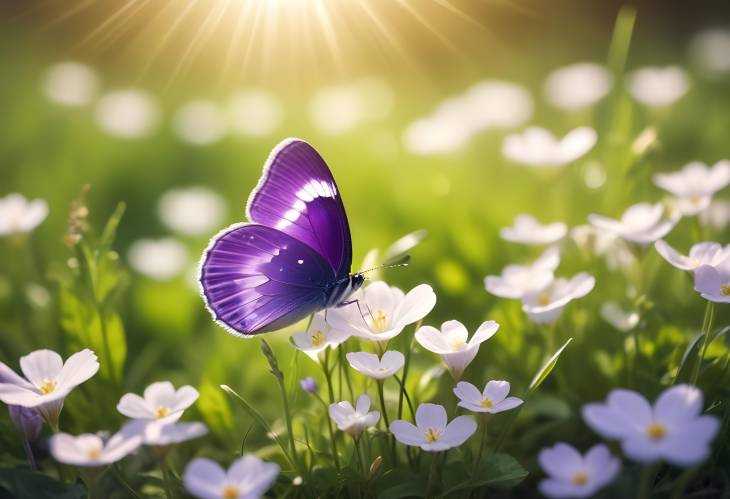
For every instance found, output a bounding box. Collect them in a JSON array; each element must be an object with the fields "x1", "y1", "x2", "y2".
[
  {"x1": 117, "y1": 381, "x2": 199, "y2": 424},
  {"x1": 0, "y1": 193, "x2": 49, "y2": 236},
  {"x1": 227, "y1": 89, "x2": 283, "y2": 137},
  {"x1": 328, "y1": 395, "x2": 380, "y2": 438},
  {"x1": 627, "y1": 66, "x2": 689, "y2": 108},
  {"x1": 589, "y1": 202, "x2": 679, "y2": 245},
  {"x1": 521, "y1": 274, "x2": 595, "y2": 324},
  {"x1": 600, "y1": 302, "x2": 639, "y2": 332},
  {"x1": 184, "y1": 455, "x2": 280, "y2": 499},
  {"x1": 95, "y1": 89, "x2": 160, "y2": 139},
  {"x1": 655, "y1": 240, "x2": 730, "y2": 272},
  {"x1": 689, "y1": 28, "x2": 730, "y2": 75},
  {"x1": 292, "y1": 311, "x2": 350, "y2": 362},
  {"x1": 699, "y1": 199, "x2": 730, "y2": 231},
  {"x1": 300, "y1": 377, "x2": 318, "y2": 394},
  {"x1": 326, "y1": 281, "x2": 436, "y2": 343},
  {"x1": 485, "y1": 246, "x2": 560, "y2": 299},
  {"x1": 127, "y1": 238, "x2": 188, "y2": 281},
  {"x1": 142, "y1": 421, "x2": 208, "y2": 446},
  {"x1": 653, "y1": 161, "x2": 730, "y2": 215},
  {"x1": 571, "y1": 225, "x2": 636, "y2": 271},
  {"x1": 173, "y1": 100, "x2": 228, "y2": 146},
  {"x1": 694, "y1": 264, "x2": 730, "y2": 303},
  {"x1": 158, "y1": 187, "x2": 227, "y2": 236},
  {"x1": 0, "y1": 349, "x2": 99, "y2": 424},
  {"x1": 8, "y1": 405, "x2": 43, "y2": 441},
  {"x1": 454, "y1": 380, "x2": 523, "y2": 414},
  {"x1": 543, "y1": 62, "x2": 613, "y2": 110},
  {"x1": 390, "y1": 403, "x2": 477, "y2": 451},
  {"x1": 538, "y1": 443, "x2": 620, "y2": 498},
  {"x1": 502, "y1": 126, "x2": 597, "y2": 168},
  {"x1": 346, "y1": 351, "x2": 404, "y2": 380},
  {"x1": 582, "y1": 385, "x2": 719, "y2": 466},
  {"x1": 49, "y1": 422, "x2": 144, "y2": 467},
  {"x1": 43, "y1": 61, "x2": 99, "y2": 107},
  {"x1": 500, "y1": 214, "x2": 567, "y2": 246},
  {"x1": 415, "y1": 320, "x2": 499, "y2": 379}
]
